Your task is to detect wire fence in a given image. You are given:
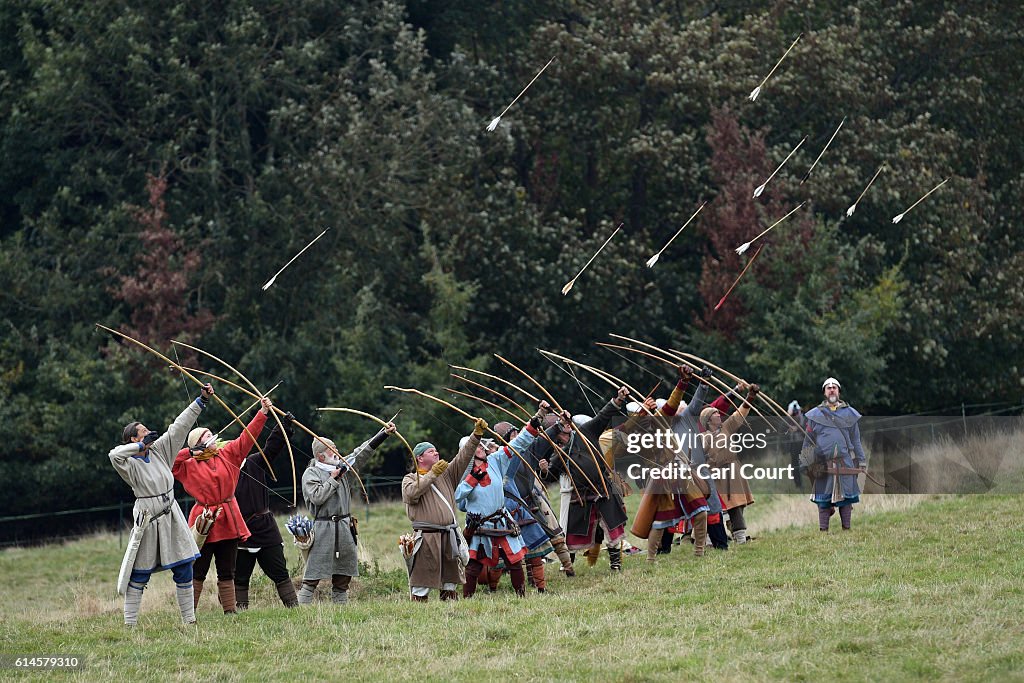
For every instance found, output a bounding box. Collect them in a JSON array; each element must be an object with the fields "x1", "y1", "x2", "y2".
[{"x1": 3, "y1": 403, "x2": 1021, "y2": 549}]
